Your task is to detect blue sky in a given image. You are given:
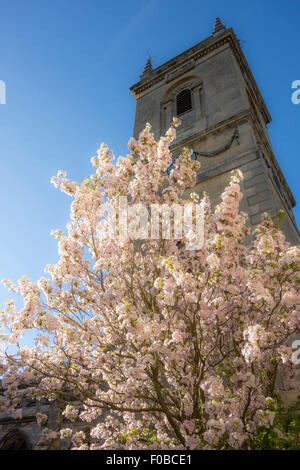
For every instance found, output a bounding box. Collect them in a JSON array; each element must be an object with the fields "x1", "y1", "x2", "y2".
[{"x1": 0, "y1": 0, "x2": 299, "y2": 312}]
